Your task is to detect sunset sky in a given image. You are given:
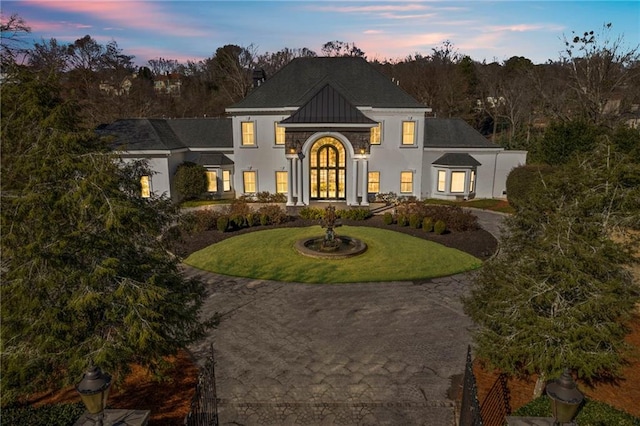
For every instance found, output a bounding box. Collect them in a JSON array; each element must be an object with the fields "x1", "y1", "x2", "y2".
[{"x1": 3, "y1": 1, "x2": 639, "y2": 66}]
